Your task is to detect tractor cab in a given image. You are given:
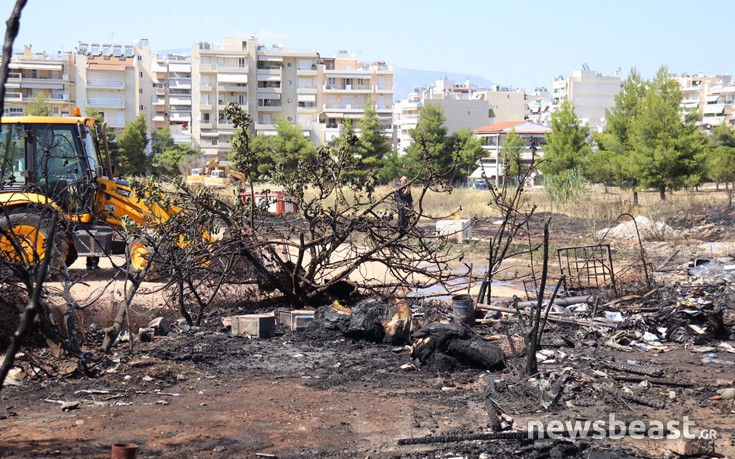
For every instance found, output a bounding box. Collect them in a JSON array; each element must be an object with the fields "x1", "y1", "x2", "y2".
[{"x1": 0, "y1": 116, "x2": 102, "y2": 215}]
